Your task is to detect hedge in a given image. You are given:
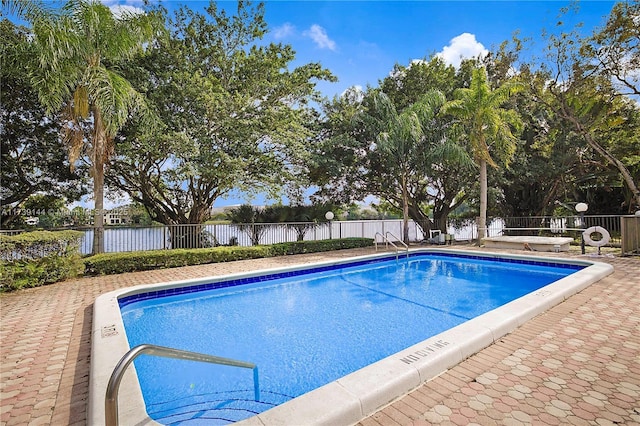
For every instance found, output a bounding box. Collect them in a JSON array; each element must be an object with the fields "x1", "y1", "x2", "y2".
[
  {"x1": 83, "y1": 245, "x2": 273, "y2": 275},
  {"x1": 84, "y1": 238, "x2": 374, "y2": 276},
  {"x1": 269, "y1": 238, "x2": 374, "y2": 256},
  {"x1": 0, "y1": 236, "x2": 374, "y2": 289},
  {"x1": 1, "y1": 230, "x2": 85, "y2": 292}
]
